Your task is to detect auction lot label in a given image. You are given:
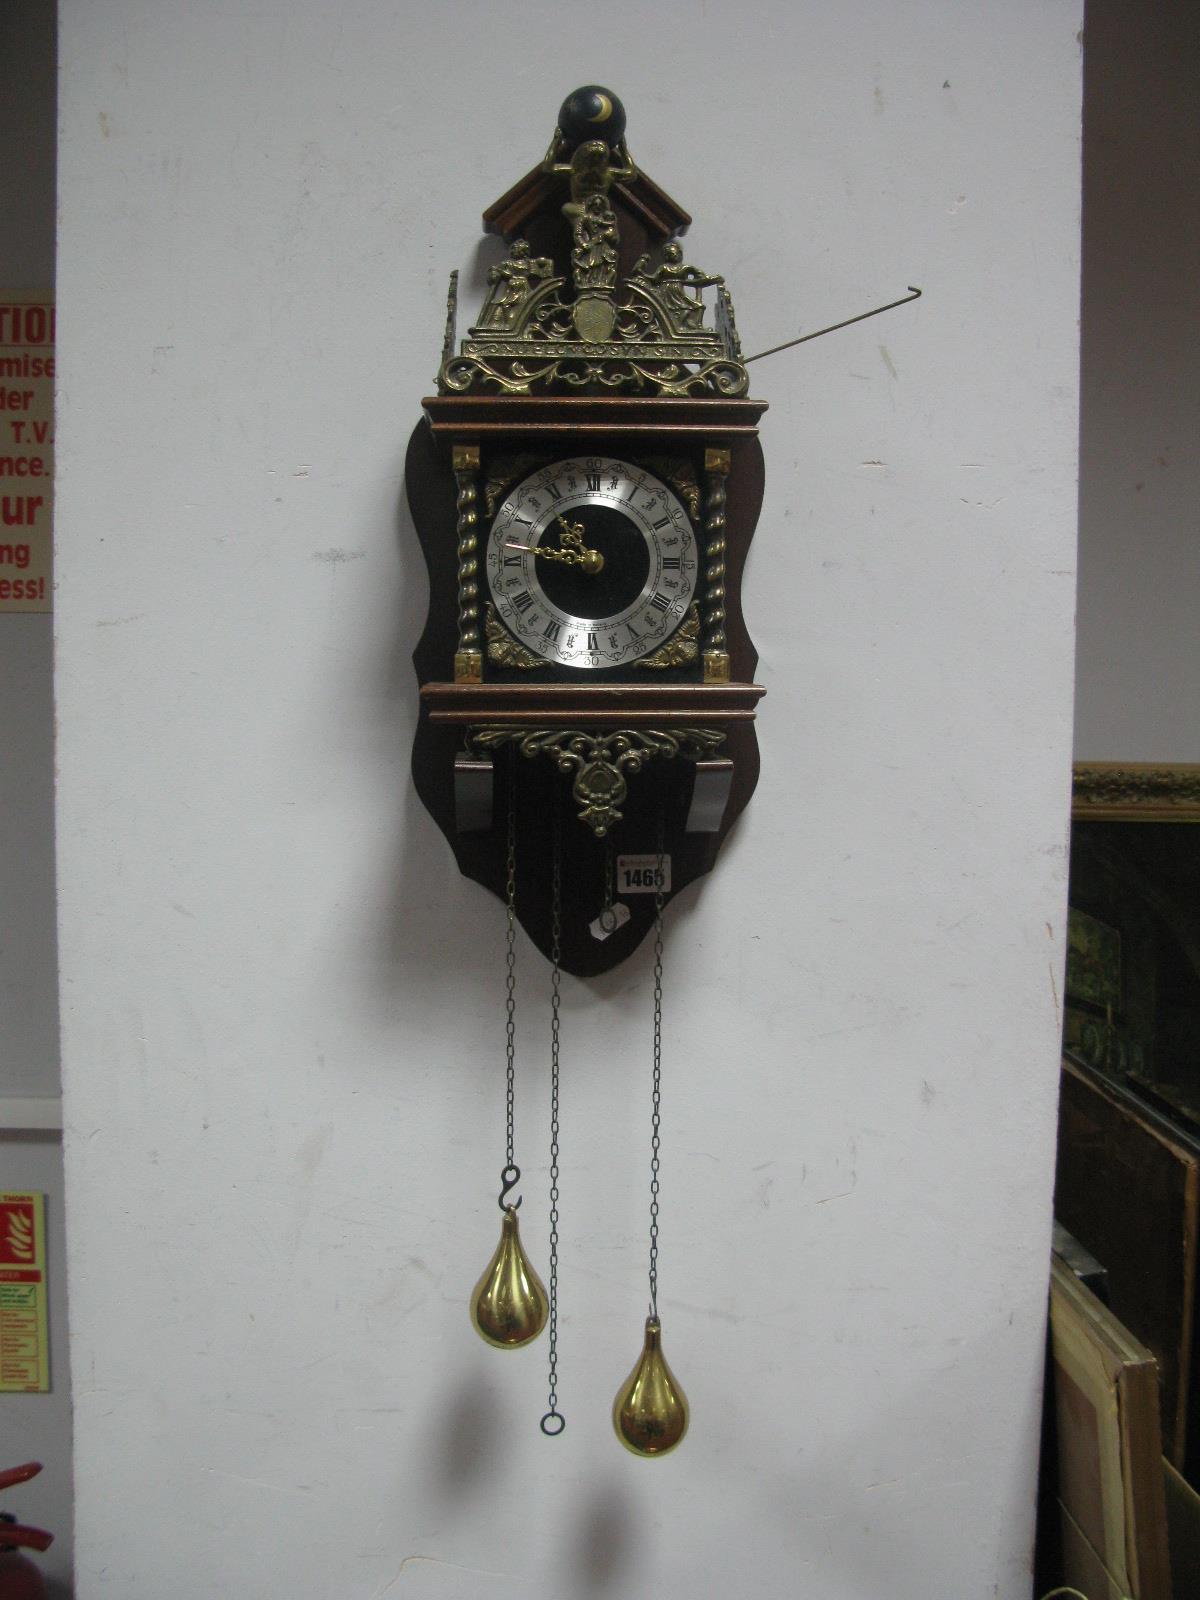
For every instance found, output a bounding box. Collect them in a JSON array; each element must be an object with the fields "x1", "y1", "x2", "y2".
[
  {"x1": 0, "y1": 1192, "x2": 49, "y2": 1392},
  {"x1": 0, "y1": 294, "x2": 53, "y2": 614}
]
